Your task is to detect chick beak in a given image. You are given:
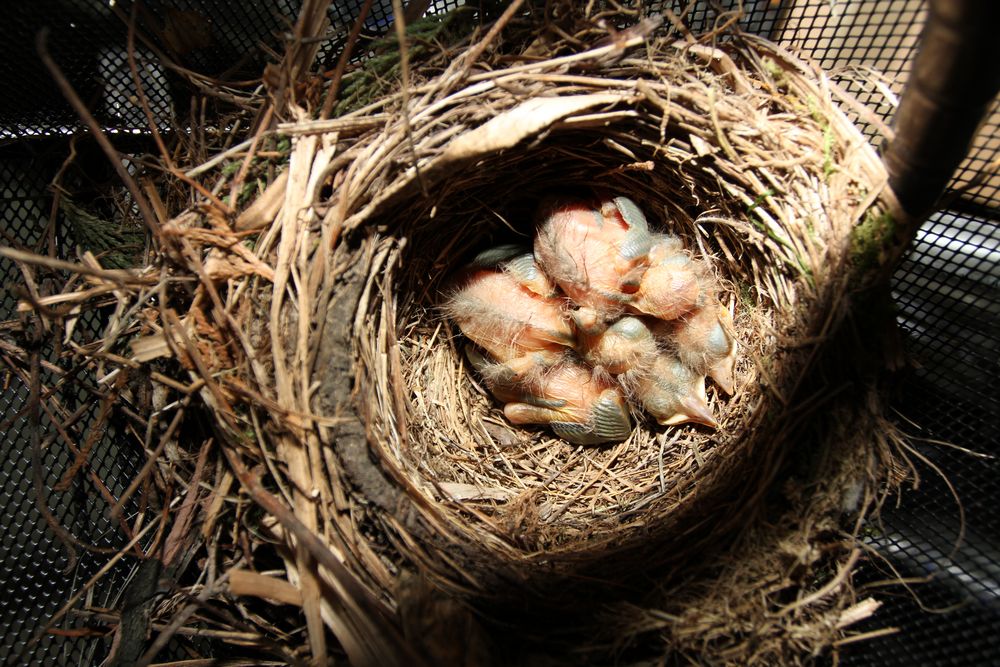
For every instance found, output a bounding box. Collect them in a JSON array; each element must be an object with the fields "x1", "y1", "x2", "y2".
[
  {"x1": 660, "y1": 395, "x2": 719, "y2": 429},
  {"x1": 708, "y1": 357, "x2": 737, "y2": 396},
  {"x1": 706, "y1": 307, "x2": 738, "y2": 395},
  {"x1": 657, "y1": 375, "x2": 718, "y2": 428}
]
